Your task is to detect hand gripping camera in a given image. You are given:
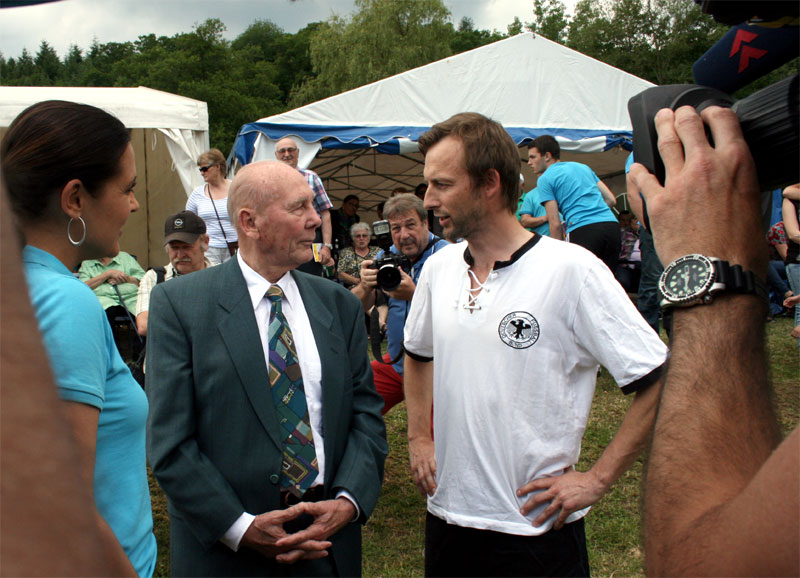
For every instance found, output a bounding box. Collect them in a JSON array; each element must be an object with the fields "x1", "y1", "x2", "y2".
[{"x1": 369, "y1": 219, "x2": 412, "y2": 292}]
